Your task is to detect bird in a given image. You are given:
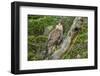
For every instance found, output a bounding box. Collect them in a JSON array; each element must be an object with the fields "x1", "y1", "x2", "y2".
[{"x1": 45, "y1": 21, "x2": 64, "y2": 58}]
